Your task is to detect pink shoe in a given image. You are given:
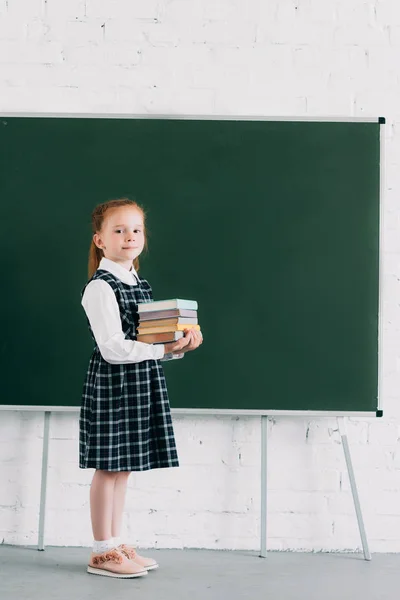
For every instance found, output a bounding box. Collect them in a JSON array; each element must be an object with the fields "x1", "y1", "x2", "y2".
[
  {"x1": 118, "y1": 544, "x2": 159, "y2": 571},
  {"x1": 87, "y1": 548, "x2": 148, "y2": 578}
]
